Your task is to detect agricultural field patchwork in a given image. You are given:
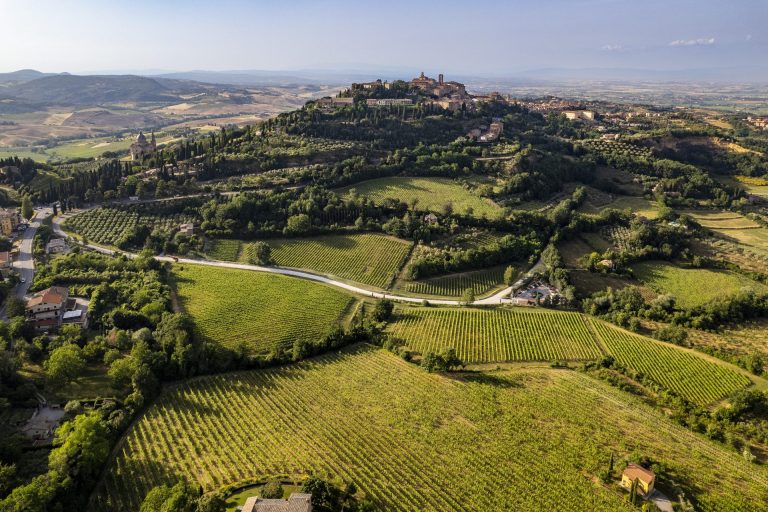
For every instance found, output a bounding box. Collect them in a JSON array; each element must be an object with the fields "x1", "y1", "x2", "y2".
[
  {"x1": 64, "y1": 206, "x2": 196, "y2": 246},
  {"x1": 401, "y1": 266, "x2": 507, "y2": 297},
  {"x1": 590, "y1": 319, "x2": 751, "y2": 406},
  {"x1": 90, "y1": 347, "x2": 768, "y2": 512},
  {"x1": 337, "y1": 177, "x2": 503, "y2": 218},
  {"x1": 173, "y1": 265, "x2": 355, "y2": 355},
  {"x1": 631, "y1": 260, "x2": 768, "y2": 309},
  {"x1": 387, "y1": 307, "x2": 603, "y2": 363},
  {"x1": 682, "y1": 210, "x2": 762, "y2": 230}
]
